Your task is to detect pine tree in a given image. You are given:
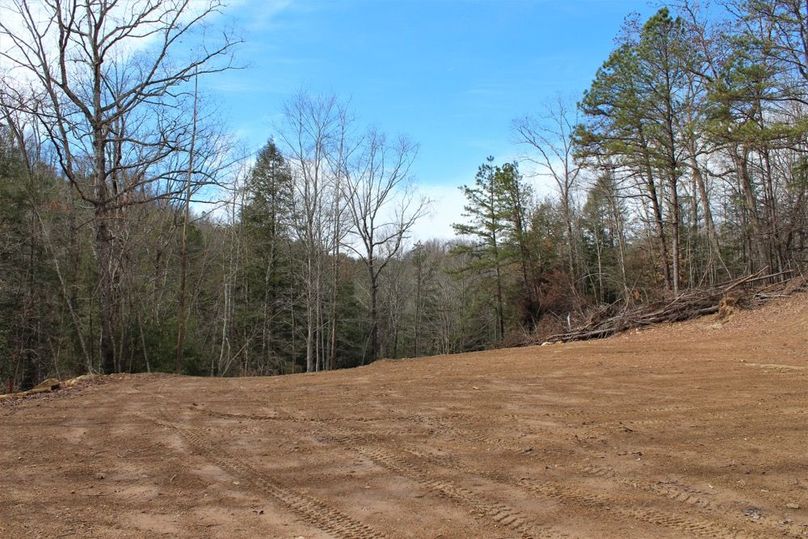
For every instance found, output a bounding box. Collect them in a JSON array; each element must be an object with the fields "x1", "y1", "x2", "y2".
[{"x1": 452, "y1": 157, "x2": 515, "y2": 340}]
